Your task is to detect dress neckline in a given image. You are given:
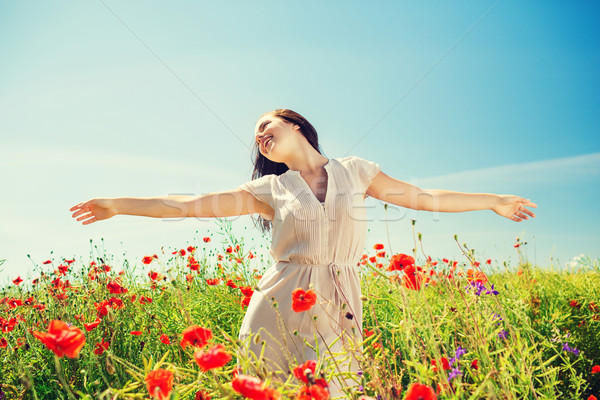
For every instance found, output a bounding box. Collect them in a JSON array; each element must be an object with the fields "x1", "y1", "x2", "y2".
[{"x1": 286, "y1": 159, "x2": 333, "y2": 205}]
